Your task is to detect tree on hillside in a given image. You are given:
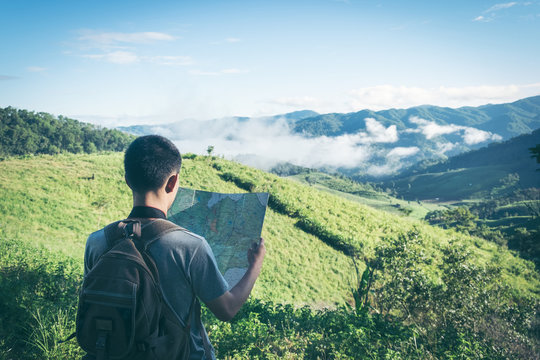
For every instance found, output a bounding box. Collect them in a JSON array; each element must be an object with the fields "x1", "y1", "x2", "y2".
[{"x1": 530, "y1": 144, "x2": 540, "y2": 169}]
